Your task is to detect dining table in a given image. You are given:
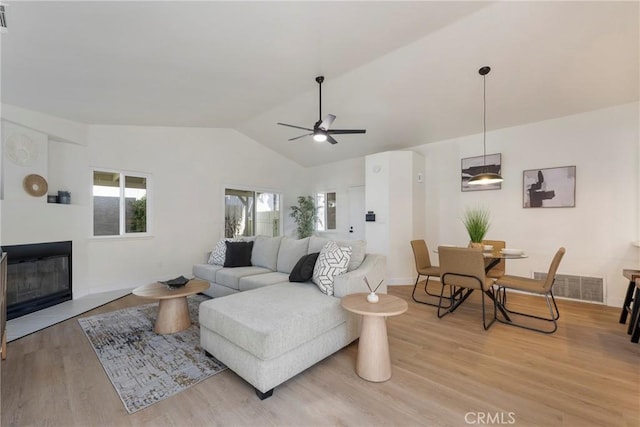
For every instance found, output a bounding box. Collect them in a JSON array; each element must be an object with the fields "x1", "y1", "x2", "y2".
[
  {"x1": 483, "y1": 249, "x2": 528, "y2": 321},
  {"x1": 434, "y1": 247, "x2": 528, "y2": 321},
  {"x1": 434, "y1": 247, "x2": 528, "y2": 273},
  {"x1": 483, "y1": 250, "x2": 528, "y2": 272}
]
